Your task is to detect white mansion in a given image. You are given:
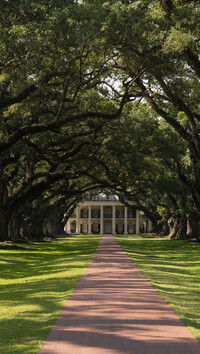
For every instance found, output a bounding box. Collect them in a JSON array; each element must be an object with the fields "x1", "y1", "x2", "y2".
[{"x1": 65, "y1": 193, "x2": 152, "y2": 235}]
